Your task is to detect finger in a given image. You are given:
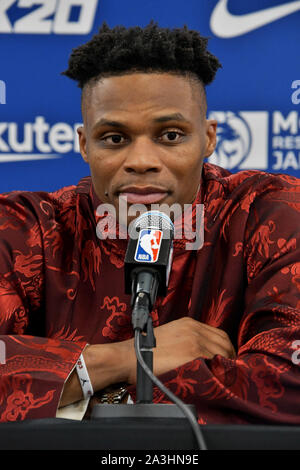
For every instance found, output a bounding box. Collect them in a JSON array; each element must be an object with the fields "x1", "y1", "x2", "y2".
[
  {"x1": 192, "y1": 322, "x2": 230, "y2": 346},
  {"x1": 194, "y1": 329, "x2": 236, "y2": 359},
  {"x1": 193, "y1": 322, "x2": 236, "y2": 356},
  {"x1": 193, "y1": 320, "x2": 231, "y2": 340}
]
